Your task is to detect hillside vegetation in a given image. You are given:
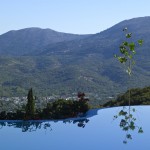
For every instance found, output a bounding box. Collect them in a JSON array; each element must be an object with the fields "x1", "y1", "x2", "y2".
[
  {"x1": 0, "y1": 17, "x2": 149, "y2": 102},
  {"x1": 103, "y1": 86, "x2": 150, "y2": 107}
]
